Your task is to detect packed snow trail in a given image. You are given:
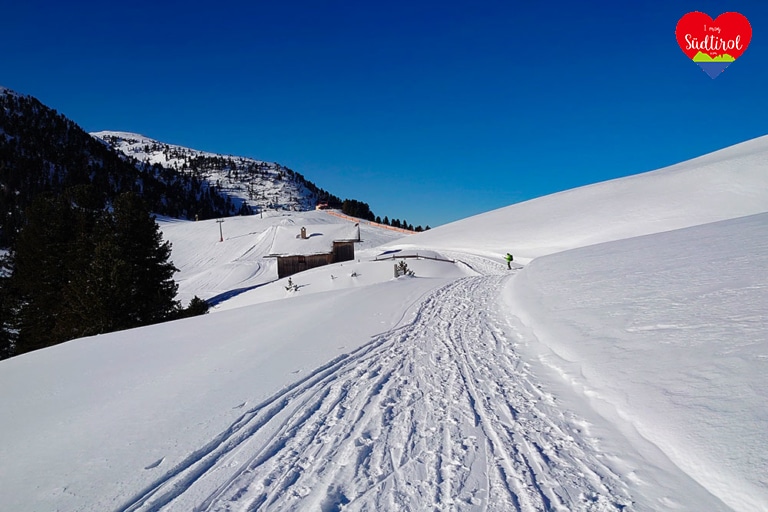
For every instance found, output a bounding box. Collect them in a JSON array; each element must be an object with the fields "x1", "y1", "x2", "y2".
[{"x1": 118, "y1": 259, "x2": 632, "y2": 511}]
